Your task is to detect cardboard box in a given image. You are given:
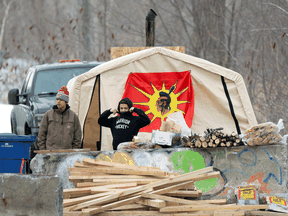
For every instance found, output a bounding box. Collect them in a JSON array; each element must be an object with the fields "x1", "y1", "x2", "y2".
[{"x1": 151, "y1": 130, "x2": 173, "y2": 146}]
